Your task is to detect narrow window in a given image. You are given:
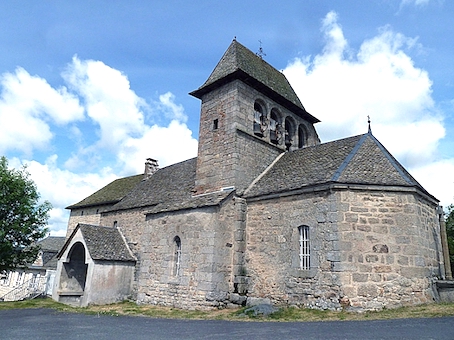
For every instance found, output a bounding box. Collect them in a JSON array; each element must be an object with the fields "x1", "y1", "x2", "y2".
[
  {"x1": 81, "y1": 210, "x2": 84, "y2": 216},
  {"x1": 213, "y1": 119, "x2": 219, "y2": 130},
  {"x1": 298, "y1": 226, "x2": 310, "y2": 270},
  {"x1": 173, "y1": 236, "x2": 182, "y2": 276},
  {"x1": 113, "y1": 221, "x2": 118, "y2": 228}
]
